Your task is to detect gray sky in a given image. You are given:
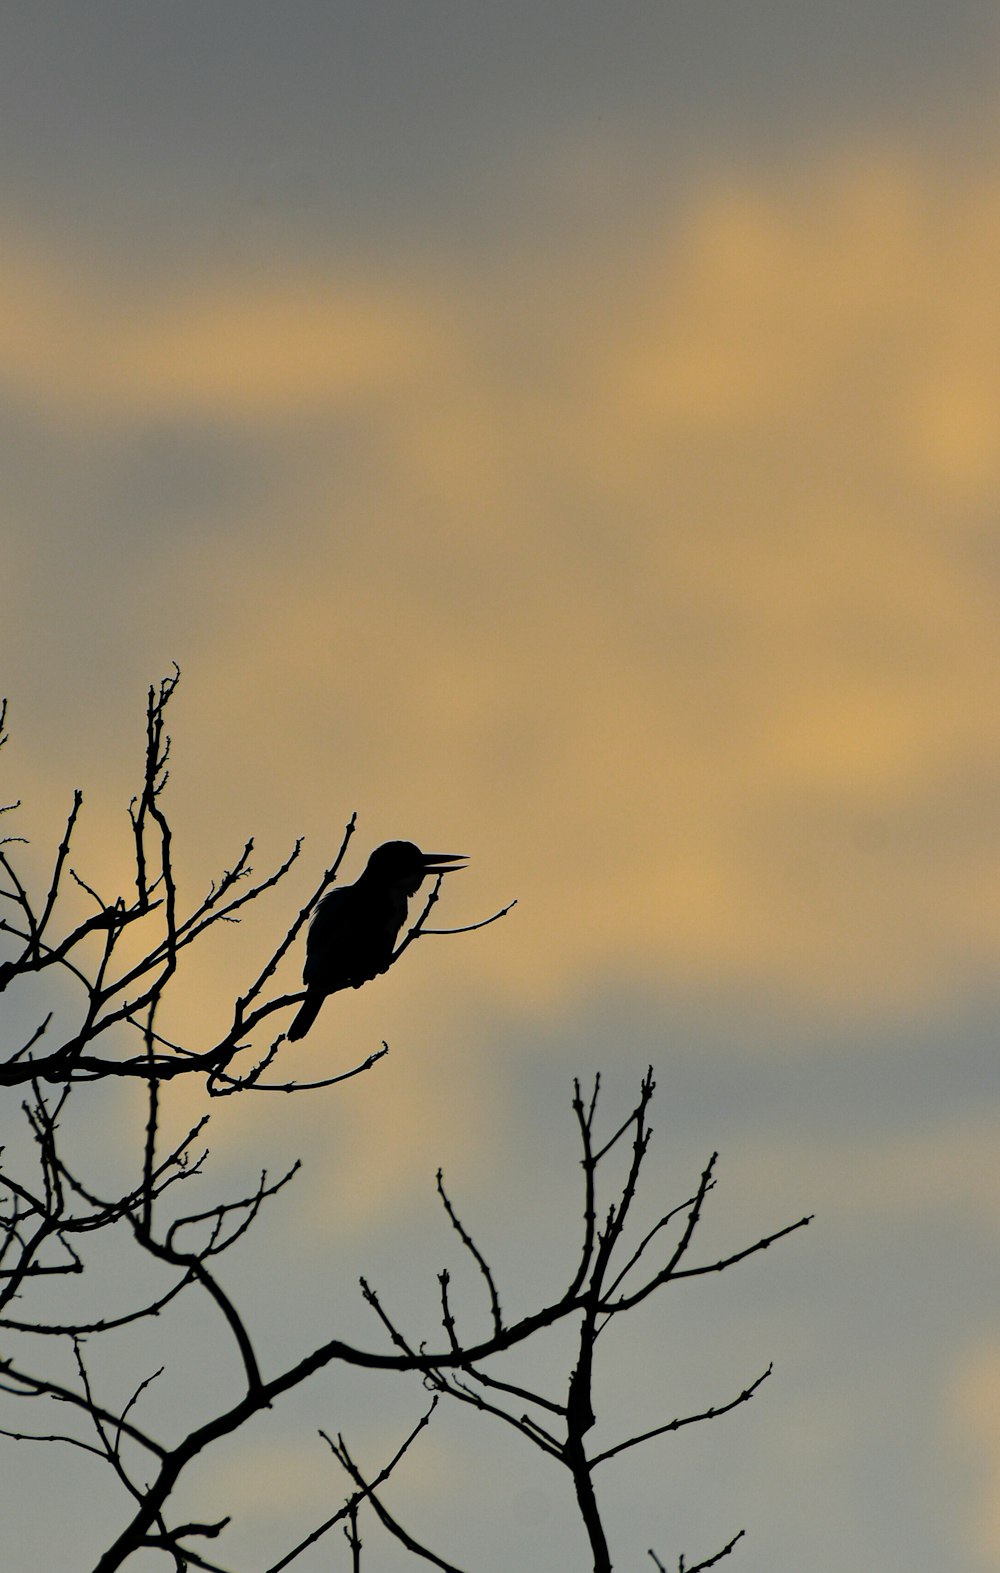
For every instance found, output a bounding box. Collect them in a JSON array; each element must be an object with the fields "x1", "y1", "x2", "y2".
[{"x1": 2, "y1": 5, "x2": 1000, "y2": 1570}]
